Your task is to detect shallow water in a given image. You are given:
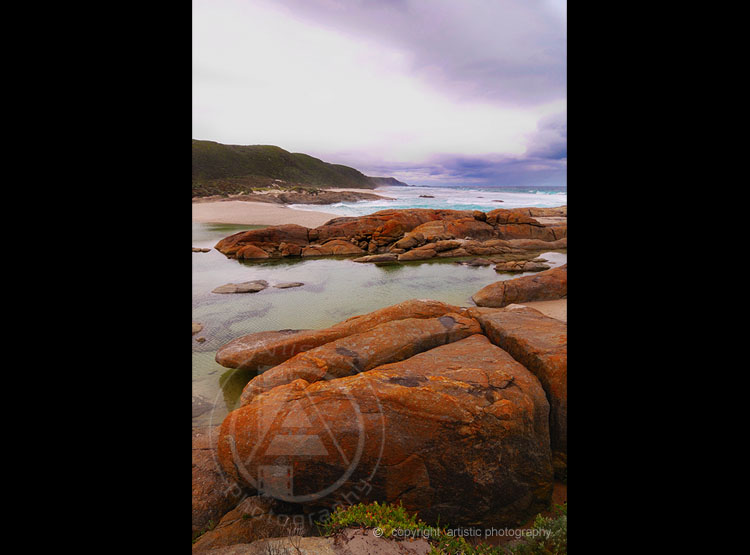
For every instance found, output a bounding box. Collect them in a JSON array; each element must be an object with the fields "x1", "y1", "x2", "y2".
[{"x1": 191, "y1": 221, "x2": 566, "y2": 428}]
